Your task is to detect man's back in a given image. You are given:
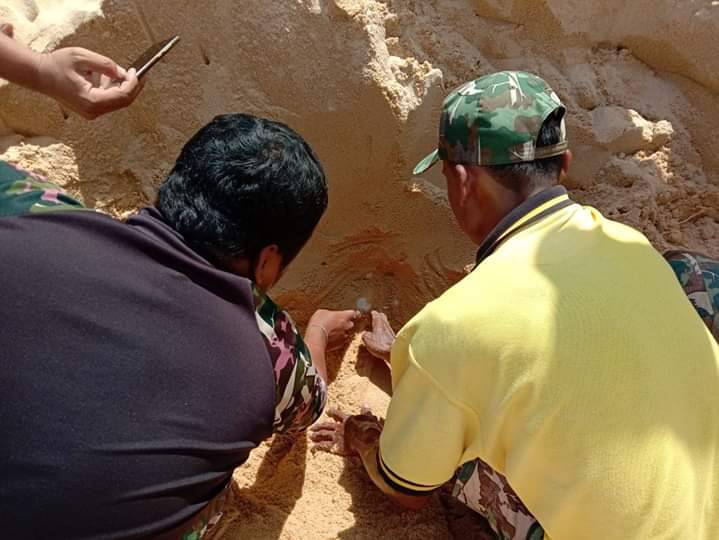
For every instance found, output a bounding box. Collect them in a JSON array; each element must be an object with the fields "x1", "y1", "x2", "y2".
[
  {"x1": 388, "y1": 200, "x2": 719, "y2": 539},
  {"x1": 0, "y1": 208, "x2": 276, "y2": 539}
]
